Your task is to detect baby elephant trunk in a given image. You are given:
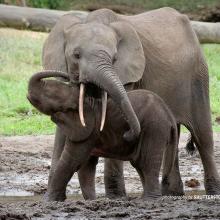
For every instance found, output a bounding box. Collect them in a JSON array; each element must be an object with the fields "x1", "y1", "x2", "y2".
[{"x1": 27, "y1": 70, "x2": 69, "y2": 109}]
